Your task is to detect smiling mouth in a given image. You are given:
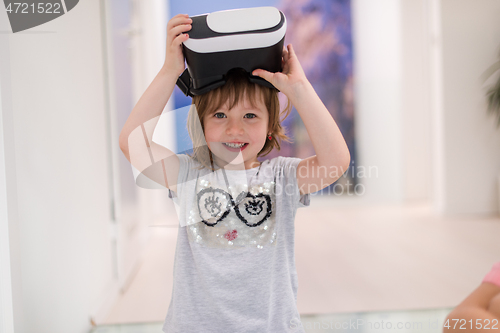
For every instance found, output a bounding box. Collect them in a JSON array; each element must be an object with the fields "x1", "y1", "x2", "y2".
[{"x1": 223, "y1": 142, "x2": 248, "y2": 148}]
